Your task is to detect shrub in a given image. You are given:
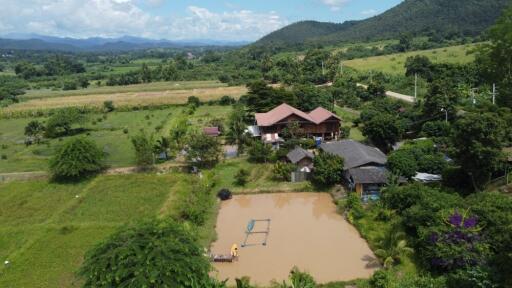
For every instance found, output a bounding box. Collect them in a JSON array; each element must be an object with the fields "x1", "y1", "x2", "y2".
[
  {"x1": 247, "y1": 141, "x2": 273, "y2": 163},
  {"x1": 234, "y1": 168, "x2": 249, "y2": 186},
  {"x1": 103, "y1": 100, "x2": 114, "y2": 112},
  {"x1": 346, "y1": 192, "x2": 365, "y2": 220},
  {"x1": 49, "y1": 137, "x2": 105, "y2": 179},
  {"x1": 388, "y1": 149, "x2": 417, "y2": 179},
  {"x1": 122, "y1": 128, "x2": 129, "y2": 134},
  {"x1": 369, "y1": 269, "x2": 391, "y2": 288},
  {"x1": 187, "y1": 96, "x2": 201, "y2": 107},
  {"x1": 62, "y1": 81, "x2": 77, "y2": 91},
  {"x1": 311, "y1": 151, "x2": 344, "y2": 186},
  {"x1": 1, "y1": 154, "x2": 6, "y2": 160},
  {"x1": 218, "y1": 95, "x2": 236, "y2": 105},
  {"x1": 273, "y1": 161, "x2": 296, "y2": 181},
  {"x1": 131, "y1": 131, "x2": 155, "y2": 168},
  {"x1": 78, "y1": 219, "x2": 213, "y2": 287}
]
